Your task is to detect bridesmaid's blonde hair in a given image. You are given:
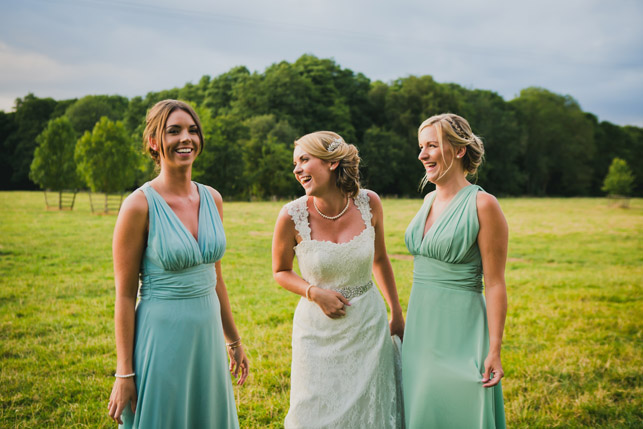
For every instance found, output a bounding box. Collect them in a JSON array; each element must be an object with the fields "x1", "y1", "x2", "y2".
[{"x1": 418, "y1": 113, "x2": 484, "y2": 188}]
